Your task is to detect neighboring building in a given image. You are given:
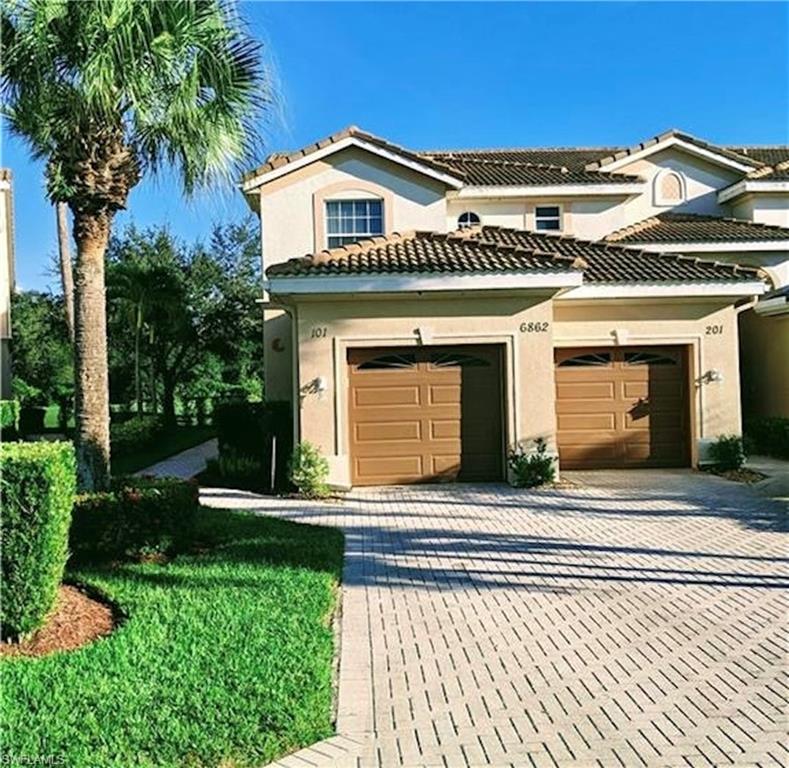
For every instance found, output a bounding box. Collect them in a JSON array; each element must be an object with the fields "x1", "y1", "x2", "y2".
[
  {"x1": 0, "y1": 169, "x2": 14, "y2": 400},
  {"x1": 241, "y1": 128, "x2": 788, "y2": 487}
]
